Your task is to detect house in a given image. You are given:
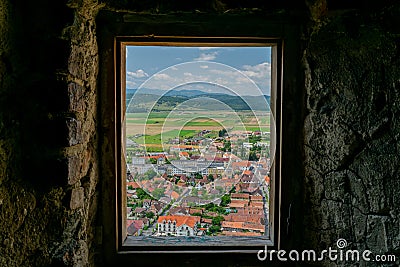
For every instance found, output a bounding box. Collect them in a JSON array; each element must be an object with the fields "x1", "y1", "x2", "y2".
[
  {"x1": 142, "y1": 199, "x2": 152, "y2": 209},
  {"x1": 250, "y1": 195, "x2": 263, "y2": 202},
  {"x1": 139, "y1": 218, "x2": 150, "y2": 227},
  {"x1": 235, "y1": 182, "x2": 252, "y2": 193},
  {"x1": 223, "y1": 214, "x2": 263, "y2": 224},
  {"x1": 170, "y1": 191, "x2": 180, "y2": 200},
  {"x1": 133, "y1": 207, "x2": 147, "y2": 218},
  {"x1": 222, "y1": 231, "x2": 262, "y2": 237},
  {"x1": 126, "y1": 219, "x2": 145, "y2": 236},
  {"x1": 157, "y1": 157, "x2": 166, "y2": 165},
  {"x1": 229, "y1": 199, "x2": 249, "y2": 209},
  {"x1": 240, "y1": 174, "x2": 253, "y2": 183},
  {"x1": 249, "y1": 201, "x2": 264, "y2": 208},
  {"x1": 127, "y1": 181, "x2": 140, "y2": 189},
  {"x1": 174, "y1": 174, "x2": 188, "y2": 182},
  {"x1": 221, "y1": 221, "x2": 265, "y2": 234},
  {"x1": 181, "y1": 196, "x2": 209, "y2": 206},
  {"x1": 179, "y1": 151, "x2": 190, "y2": 158},
  {"x1": 232, "y1": 161, "x2": 251, "y2": 172},
  {"x1": 150, "y1": 201, "x2": 166, "y2": 215},
  {"x1": 242, "y1": 170, "x2": 253, "y2": 176},
  {"x1": 168, "y1": 206, "x2": 189, "y2": 215},
  {"x1": 265, "y1": 176, "x2": 270, "y2": 186},
  {"x1": 231, "y1": 193, "x2": 250, "y2": 200},
  {"x1": 158, "y1": 196, "x2": 172, "y2": 204},
  {"x1": 157, "y1": 215, "x2": 200, "y2": 236},
  {"x1": 201, "y1": 218, "x2": 212, "y2": 224},
  {"x1": 126, "y1": 207, "x2": 132, "y2": 216},
  {"x1": 177, "y1": 180, "x2": 186, "y2": 187},
  {"x1": 189, "y1": 208, "x2": 203, "y2": 215}
]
